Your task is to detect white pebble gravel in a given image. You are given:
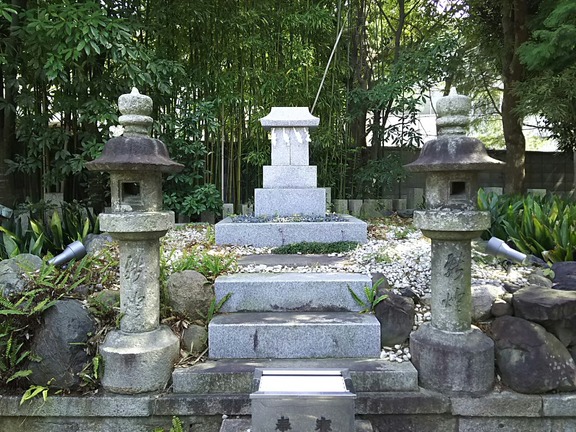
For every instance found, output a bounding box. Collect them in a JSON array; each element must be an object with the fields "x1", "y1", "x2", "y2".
[{"x1": 162, "y1": 221, "x2": 534, "y2": 363}]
